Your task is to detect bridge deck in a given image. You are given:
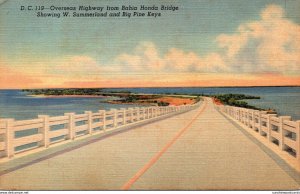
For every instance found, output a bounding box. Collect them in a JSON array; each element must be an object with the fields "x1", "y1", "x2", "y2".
[{"x1": 0, "y1": 99, "x2": 299, "y2": 190}]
